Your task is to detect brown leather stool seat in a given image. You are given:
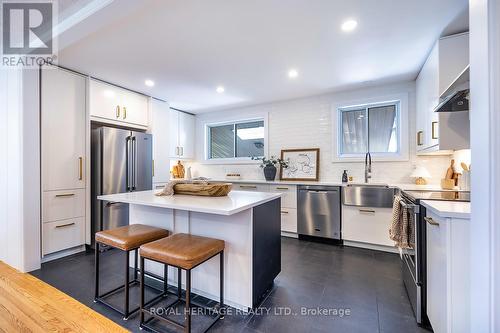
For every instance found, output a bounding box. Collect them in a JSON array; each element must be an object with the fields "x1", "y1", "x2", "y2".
[
  {"x1": 95, "y1": 224, "x2": 170, "y2": 251},
  {"x1": 138, "y1": 233, "x2": 225, "y2": 333},
  {"x1": 94, "y1": 224, "x2": 170, "y2": 320},
  {"x1": 139, "y1": 233, "x2": 225, "y2": 269}
]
